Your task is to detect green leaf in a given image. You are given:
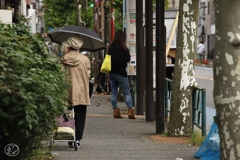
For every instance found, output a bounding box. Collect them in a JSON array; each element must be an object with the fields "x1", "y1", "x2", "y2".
[{"x1": 18, "y1": 120, "x2": 25, "y2": 126}]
